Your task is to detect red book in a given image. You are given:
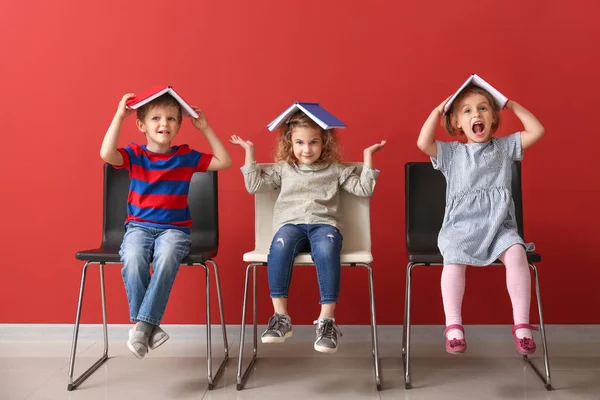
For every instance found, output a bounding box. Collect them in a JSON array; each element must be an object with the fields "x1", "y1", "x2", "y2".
[{"x1": 126, "y1": 86, "x2": 199, "y2": 118}]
